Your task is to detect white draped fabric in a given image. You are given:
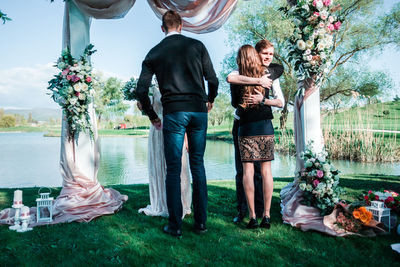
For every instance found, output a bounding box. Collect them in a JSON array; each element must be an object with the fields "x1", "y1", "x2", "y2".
[
  {"x1": 279, "y1": 86, "x2": 342, "y2": 235},
  {"x1": 138, "y1": 88, "x2": 192, "y2": 217}
]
